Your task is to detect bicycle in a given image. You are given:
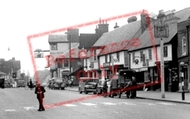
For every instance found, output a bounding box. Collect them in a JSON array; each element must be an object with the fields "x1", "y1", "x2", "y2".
[
  {"x1": 24, "y1": 85, "x2": 29, "y2": 90},
  {"x1": 24, "y1": 85, "x2": 35, "y2": 90}
]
